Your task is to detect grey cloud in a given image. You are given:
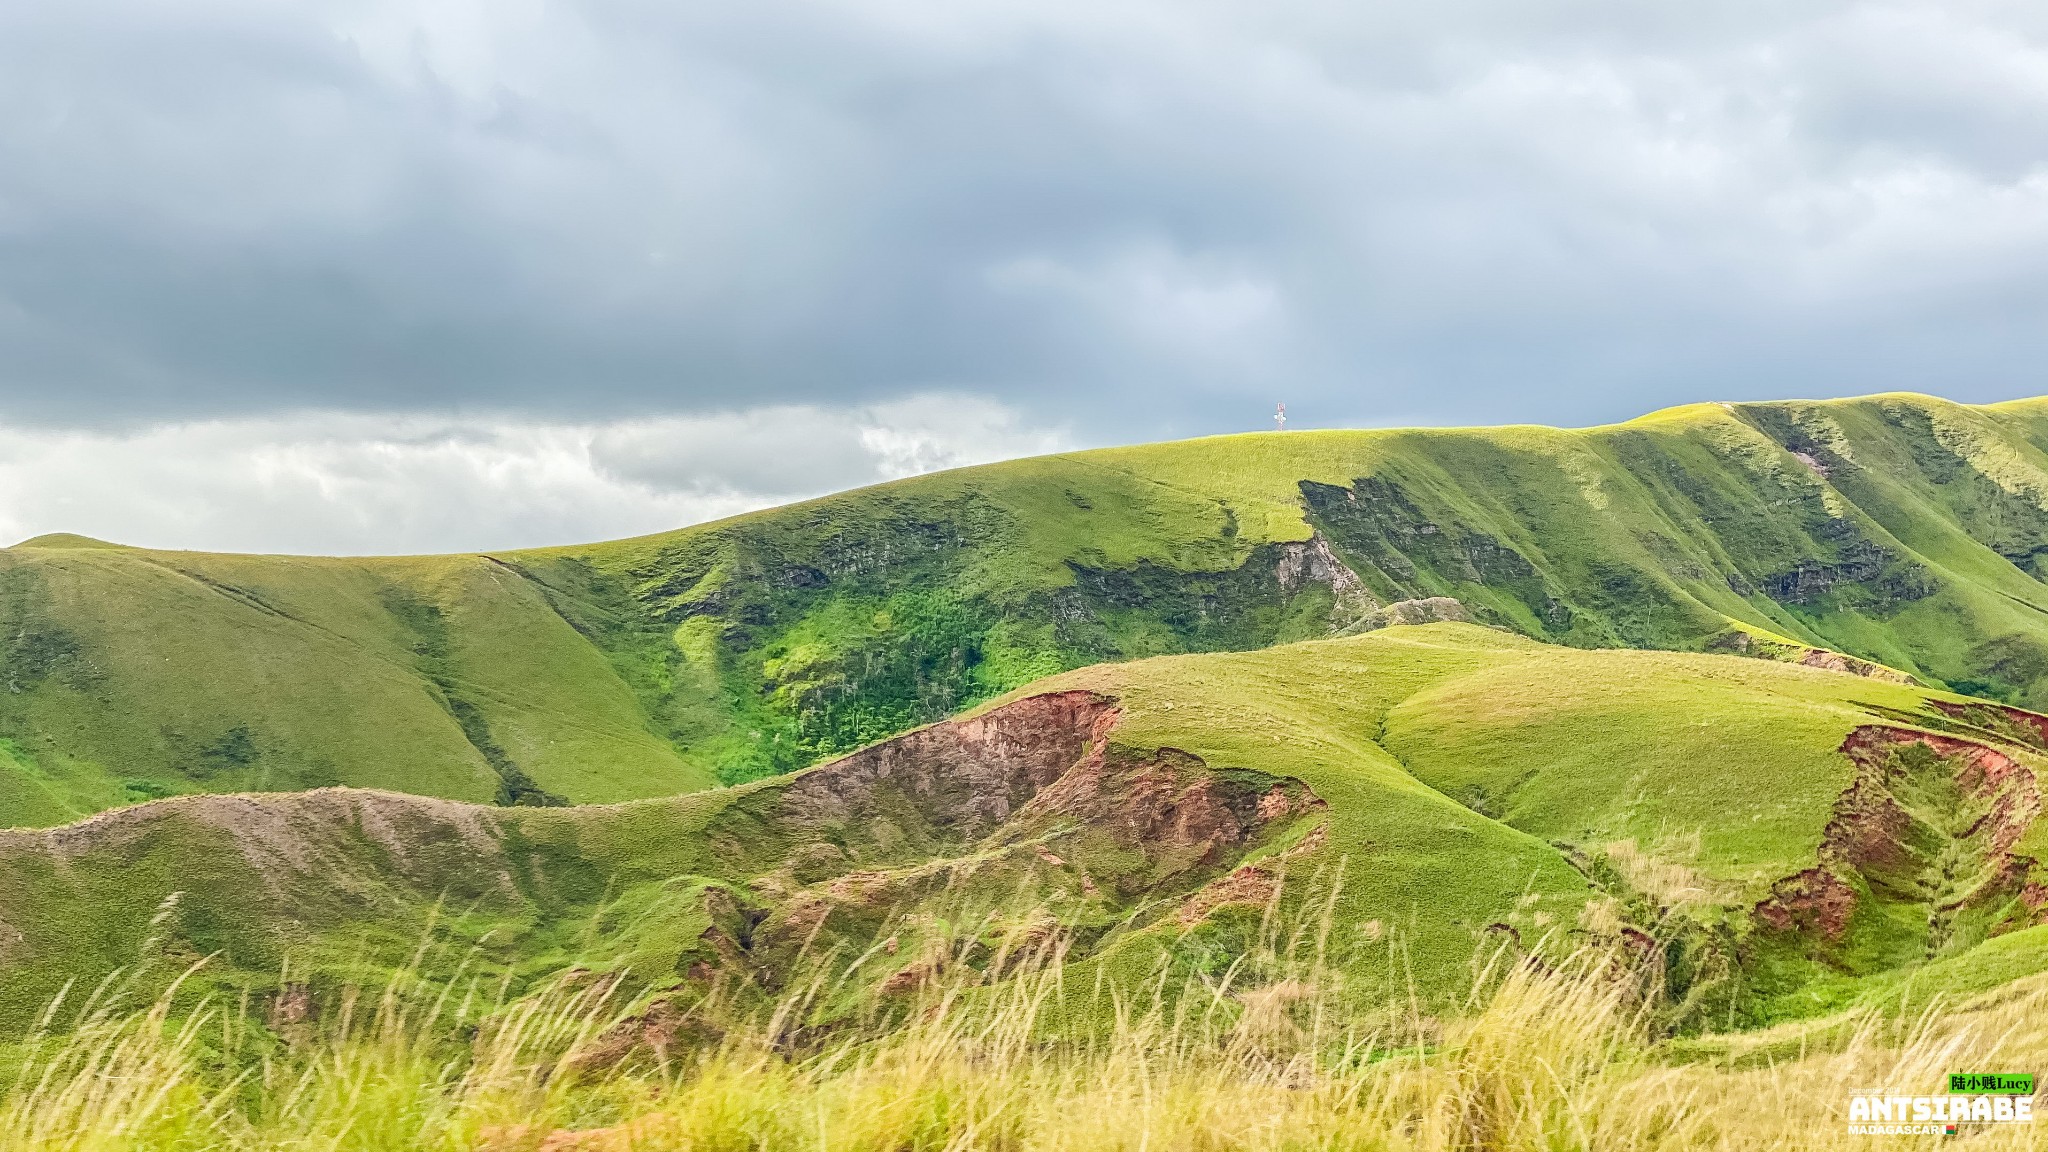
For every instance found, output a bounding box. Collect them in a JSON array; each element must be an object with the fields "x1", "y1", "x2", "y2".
[
  {"x1": 2, "y1": 0, "x2": 2048, "y2": 439},
  {"x1": 591, "y1": 412, "x2": 892, "y2": 500},
  {"x1": 586, "y1": 396, "x2": 1066, "y2": 498},
  {"x1": 0, "y1": 396, "x2": 1070, "y2": 554}
]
